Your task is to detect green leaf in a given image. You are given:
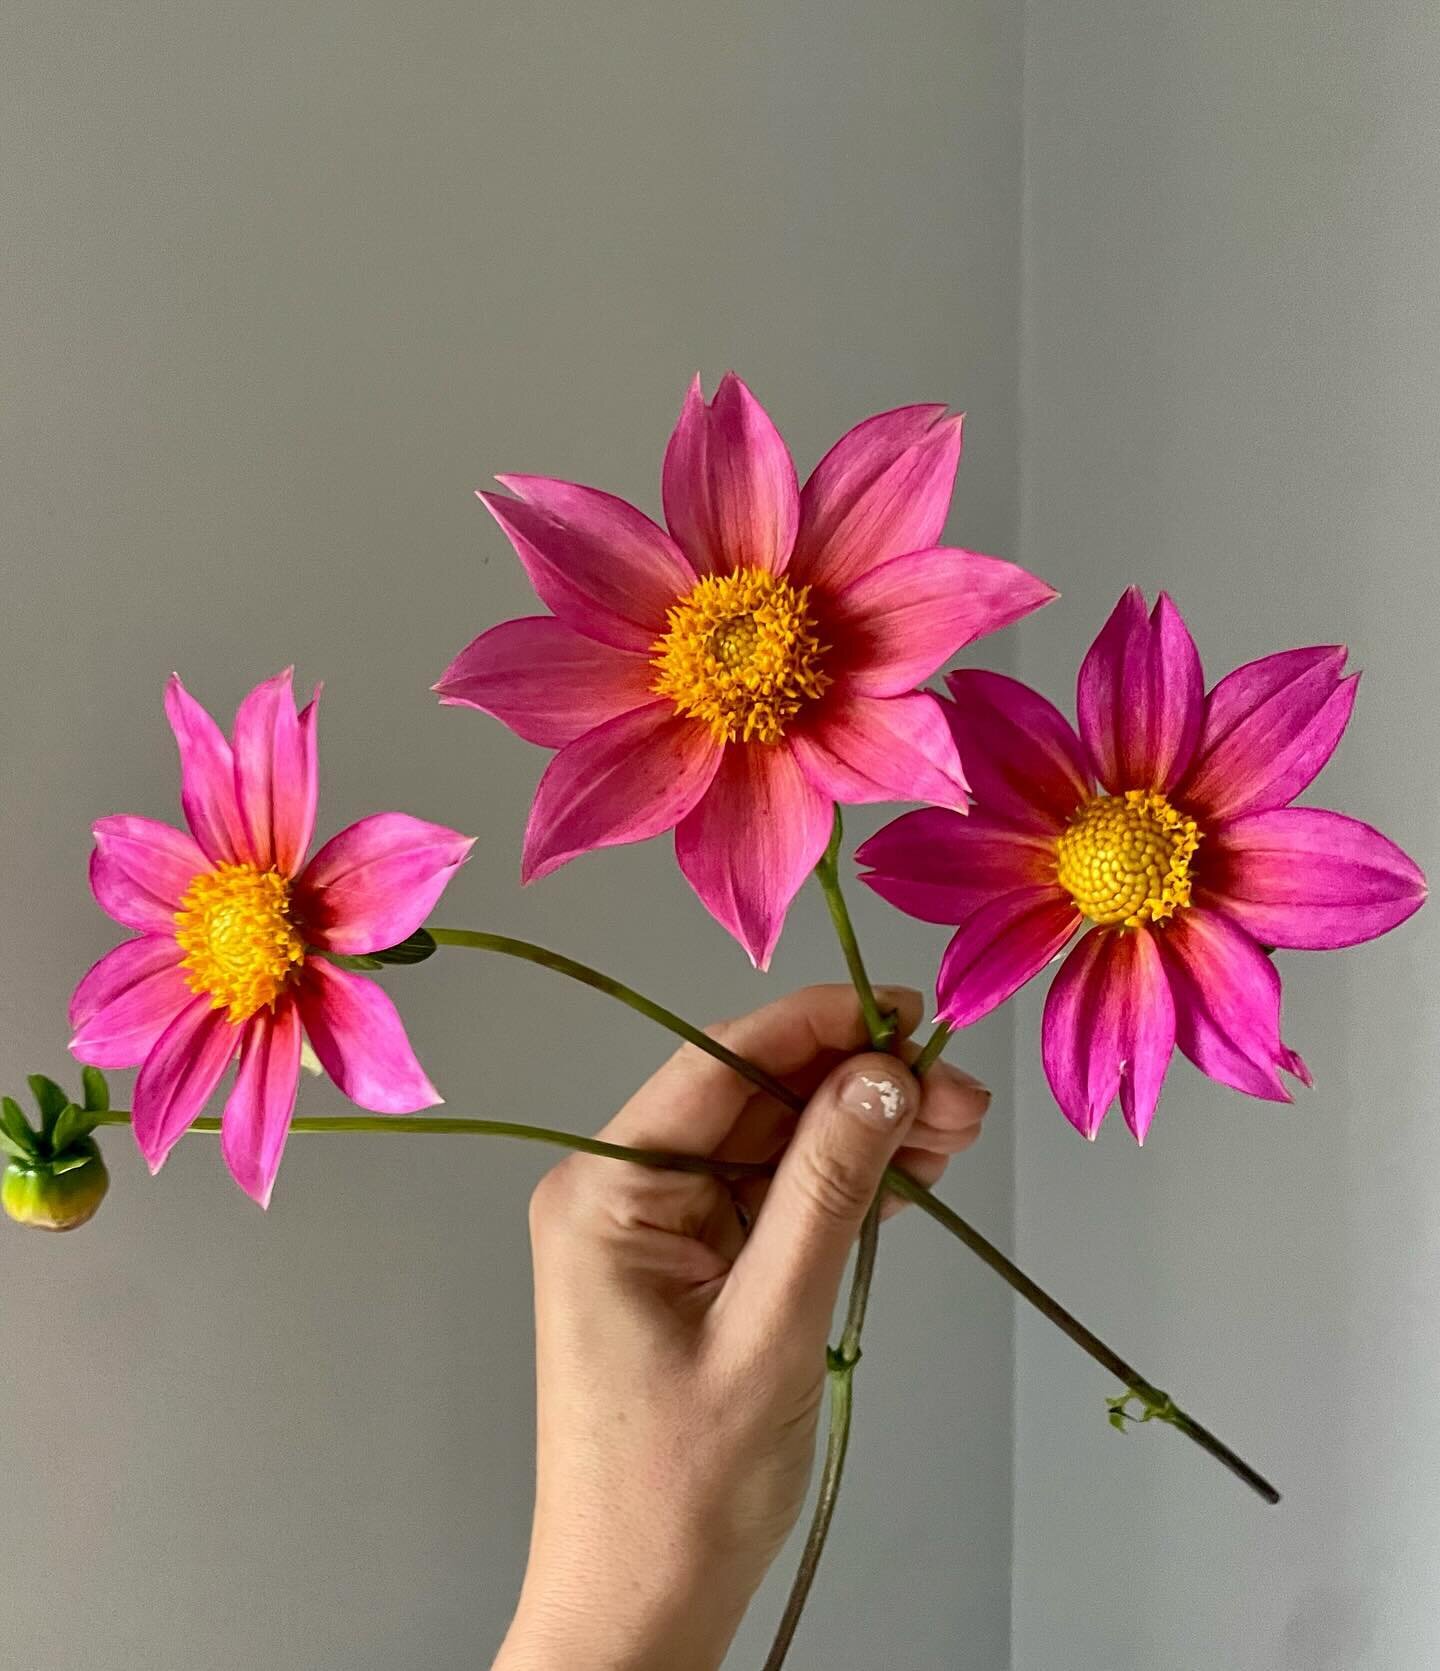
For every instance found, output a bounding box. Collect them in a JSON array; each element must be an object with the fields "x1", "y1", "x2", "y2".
[
  {"x1": 50, "y1": 1104, "x2": 98, "y2": 1155},
  {"x1": 318, "y1": 950, "x2": 385, "y2": 972},
  {"x1": 0, "y1": 1130, "x2": 35, "y2": 1164},
  {"x1": 81, "y1": 1067, "x2": 110, "y2": 1113},
  {"x1": 1, "y1": 1096, "x2": 36, "y2": 1153},
  {"x1": 369, "y1": 929, "x2": 438, "y2": 967},
  {"x1": 49, "y1": 1150, "x2": 95, "y2": 1176},
  {"x1": 28, "y1": 1075, "x2": 70, "y2": 1138}
]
